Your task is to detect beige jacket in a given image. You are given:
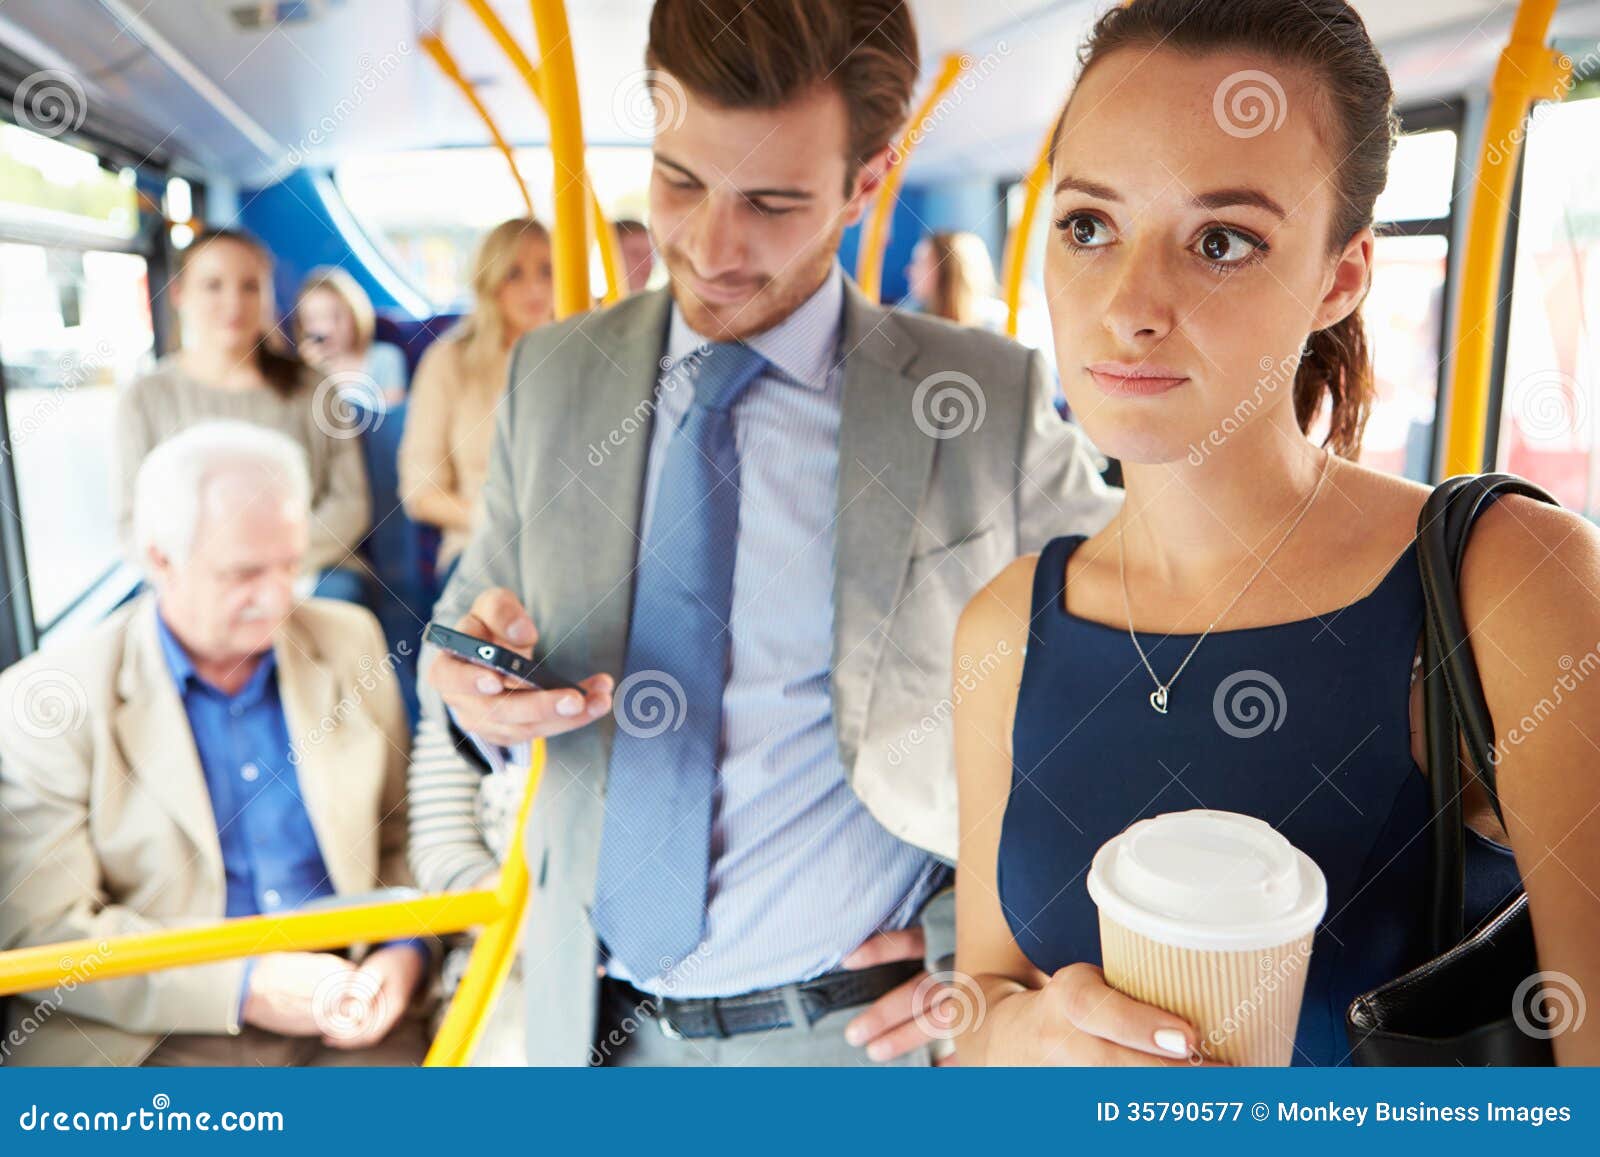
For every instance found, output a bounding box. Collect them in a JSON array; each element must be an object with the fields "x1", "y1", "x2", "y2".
[
  {"x1": 396, "y1": 336, "x2": 510, "y2": 568},
  {"x1": 113, "y1": 358, "x2": 372, "y2": 573},
  {"x1": 0, "y1": 595, "x2": 412, "y2": 1067}
]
